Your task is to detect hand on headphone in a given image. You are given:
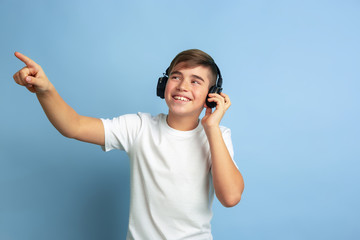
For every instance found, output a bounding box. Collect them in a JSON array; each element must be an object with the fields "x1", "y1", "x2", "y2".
[
  {"x1": 201, "y1": 92, "x2": 231, "y2": 130},
  {"x1": 13, "y1": 52, "x2": 51, "y2": 94}
]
